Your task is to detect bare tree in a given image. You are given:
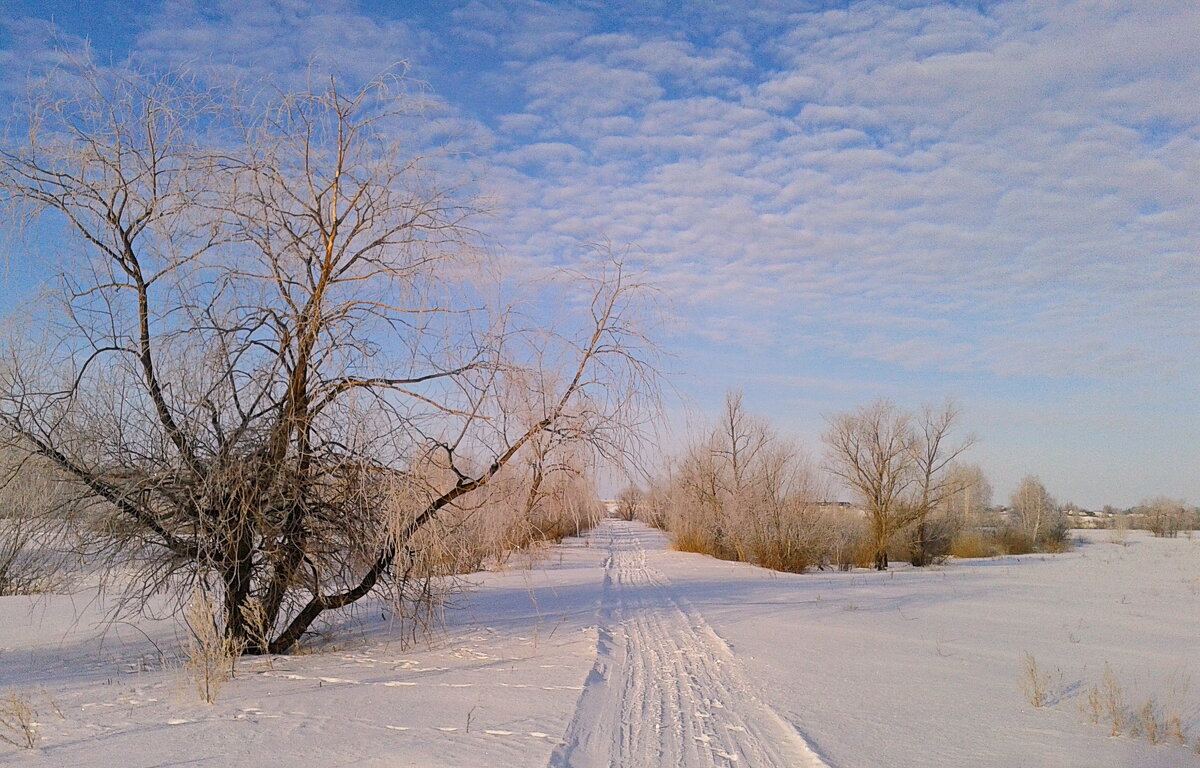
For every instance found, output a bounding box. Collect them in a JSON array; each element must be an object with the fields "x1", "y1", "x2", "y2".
[
  {"x1": 942, "y1": 463, "x2": 993, "y2": 529},
  {"x1": 823, "y1": 400, "x2": 915, "y2": 570},
  {"x1": 906, "y1": 401, "x2": 975, "y2": 566},
  {"x1": 1010, "y1": 475, "x2": 1057, "y2": 544},
  {"x1": 0, "y1": 63, "x2": 657, "y2": 653},
  {"x1": 1139, "y1": 496, "x2": 1187, "y2": 538},
  {"x1": 615, "y1": 487, "x2": 643, "y2": 521}
]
